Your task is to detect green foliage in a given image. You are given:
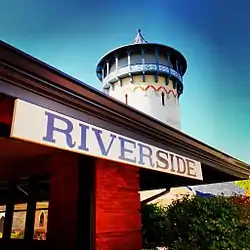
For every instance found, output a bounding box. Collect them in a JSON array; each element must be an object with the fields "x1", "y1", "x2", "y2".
[
  {"x1": 142, "y1": 196, "x2": 250, "y2": 250},
  {"x1": 141, "y1": 203, "x2": 168, "y2": 249}
]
